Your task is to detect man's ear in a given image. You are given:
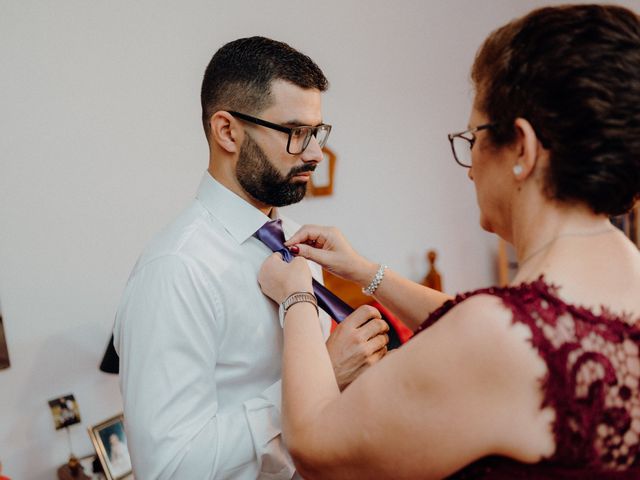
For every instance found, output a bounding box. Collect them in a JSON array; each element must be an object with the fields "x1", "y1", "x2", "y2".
[
  {"x1": 512, "y1": 117, "x2": 546, "y2": 180},
  {"x1": 210, "y1": 111, "x2": 241, "y2": 153}
]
